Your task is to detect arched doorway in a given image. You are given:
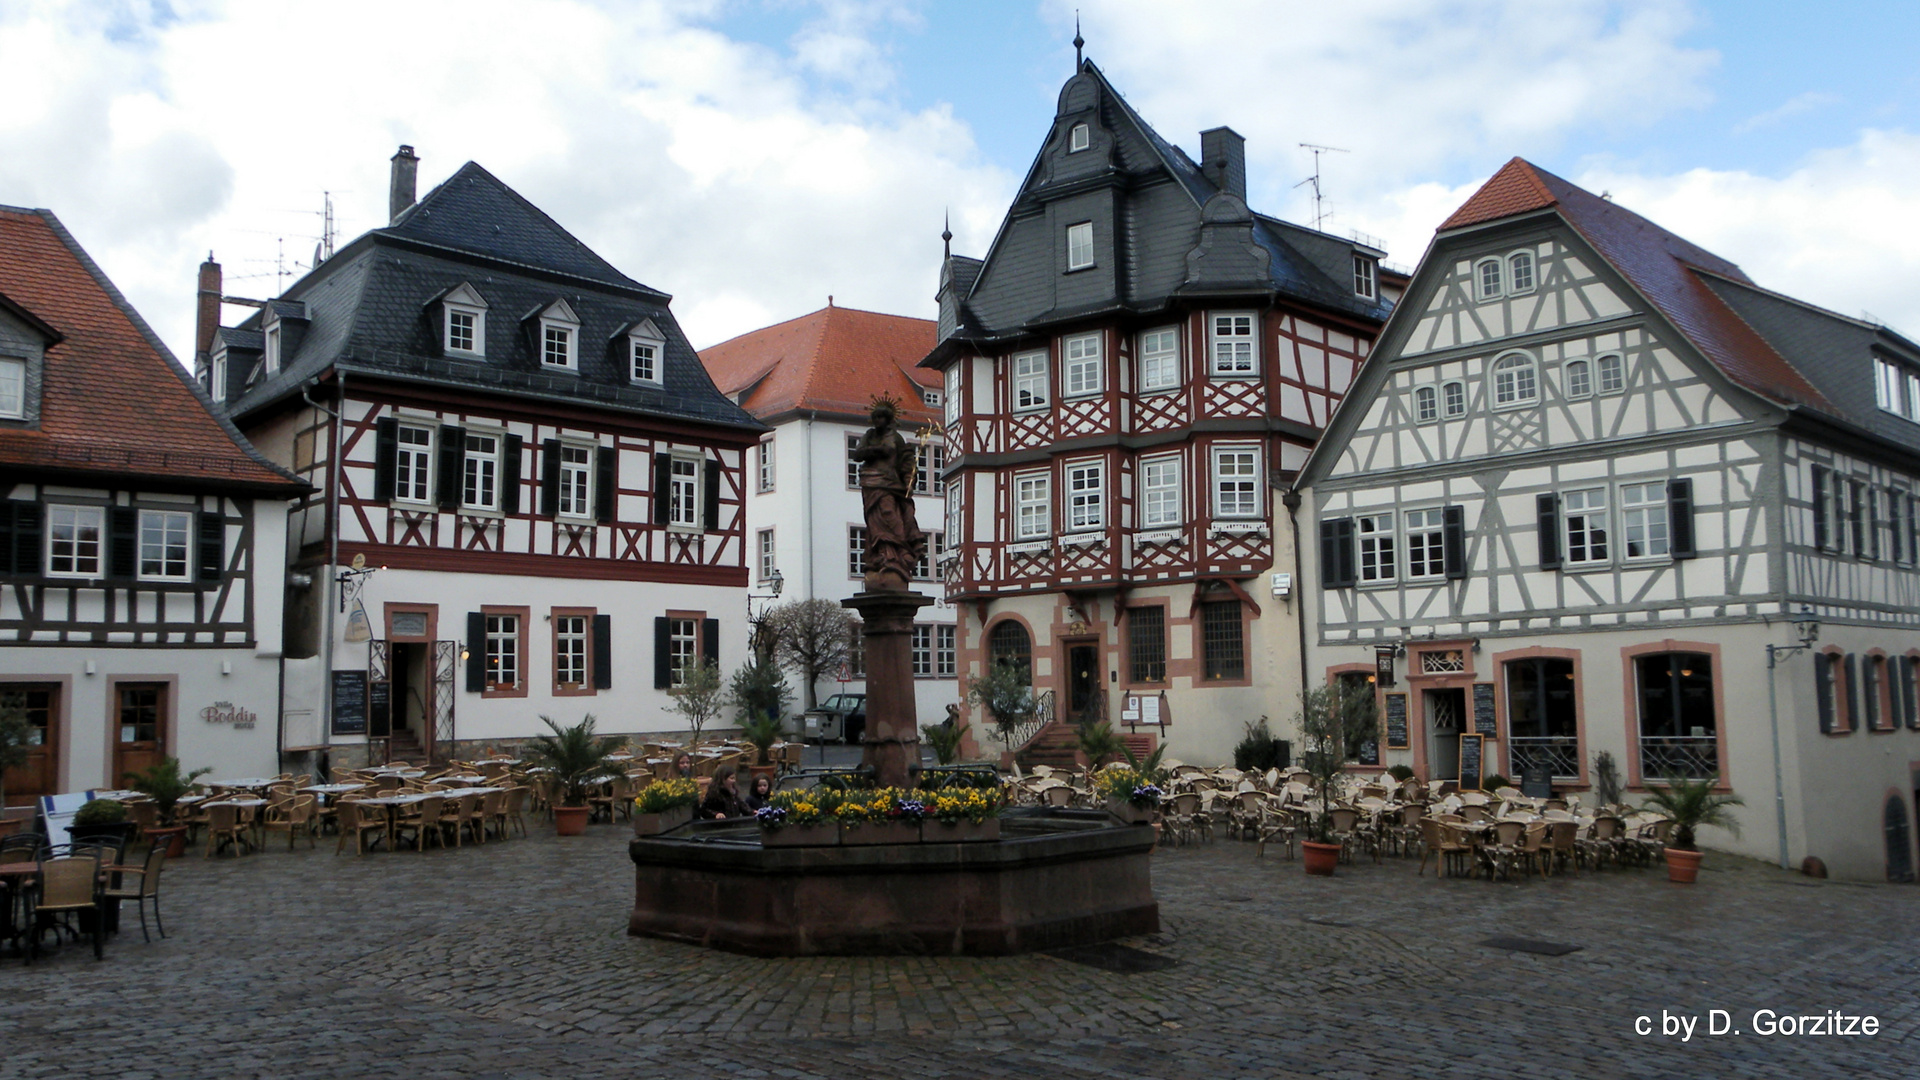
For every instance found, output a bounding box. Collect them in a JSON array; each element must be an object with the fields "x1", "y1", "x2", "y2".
[{"x1": 1886, "y1": 794, "x2": 1914, "y2": 883}]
